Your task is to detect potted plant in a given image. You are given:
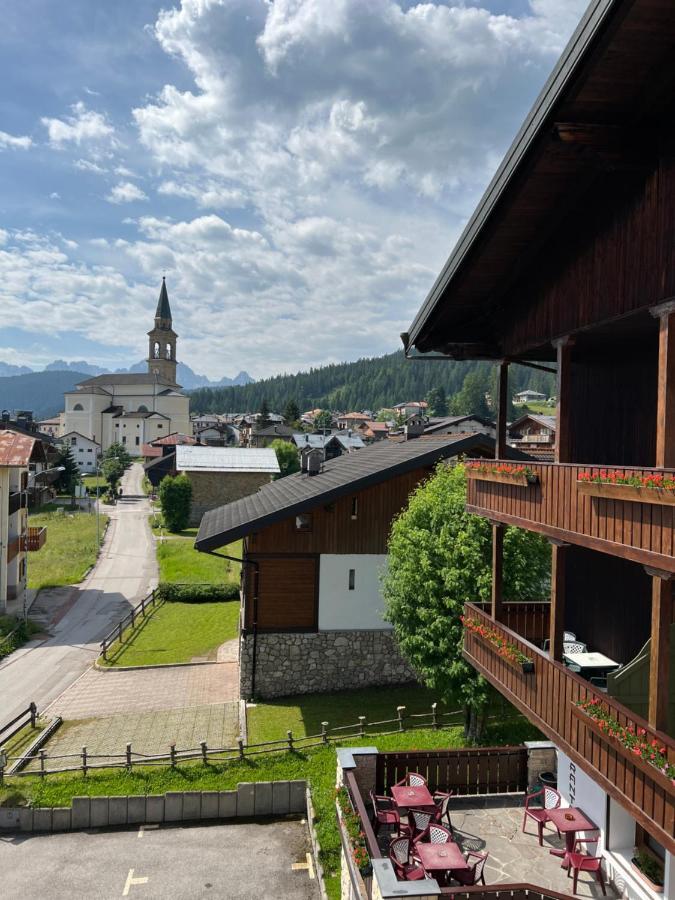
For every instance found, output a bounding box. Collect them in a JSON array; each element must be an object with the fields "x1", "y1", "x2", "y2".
[
  {"x1": 631, "y1": 849, "x2": 664, "y2": 893},
  {"x1": 462, "y1": 615, "x2": 535, "y2": 674},
  {"x1": 465, "y1": 461, "x2": 539, "y2": 487}
]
